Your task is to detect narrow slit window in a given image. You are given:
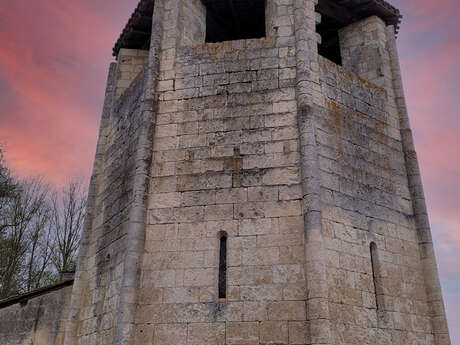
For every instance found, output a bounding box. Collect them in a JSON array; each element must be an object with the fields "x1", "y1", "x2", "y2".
[
  {"x1": 370, "y1": 242, "x2": 383, "y2": 311},
  {"x1": 218, "y1": 233, "x2": 228, "y2": 299}
]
